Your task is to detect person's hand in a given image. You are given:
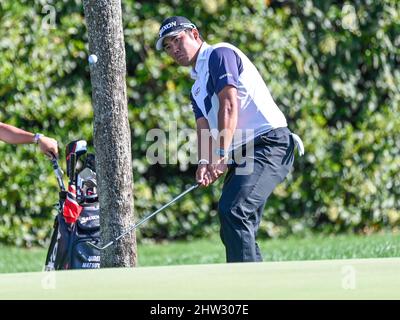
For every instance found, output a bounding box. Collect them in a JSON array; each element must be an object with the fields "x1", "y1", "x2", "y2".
[
  {"x1": 38, "y1": 136, "x2": 59, "y2": 158},
  {"x1": 196, "y1": 164, "x2": 212, "y2": 187},
  {"x1": 207, "y1": 158, "x2": 228, "y2": 185}
]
